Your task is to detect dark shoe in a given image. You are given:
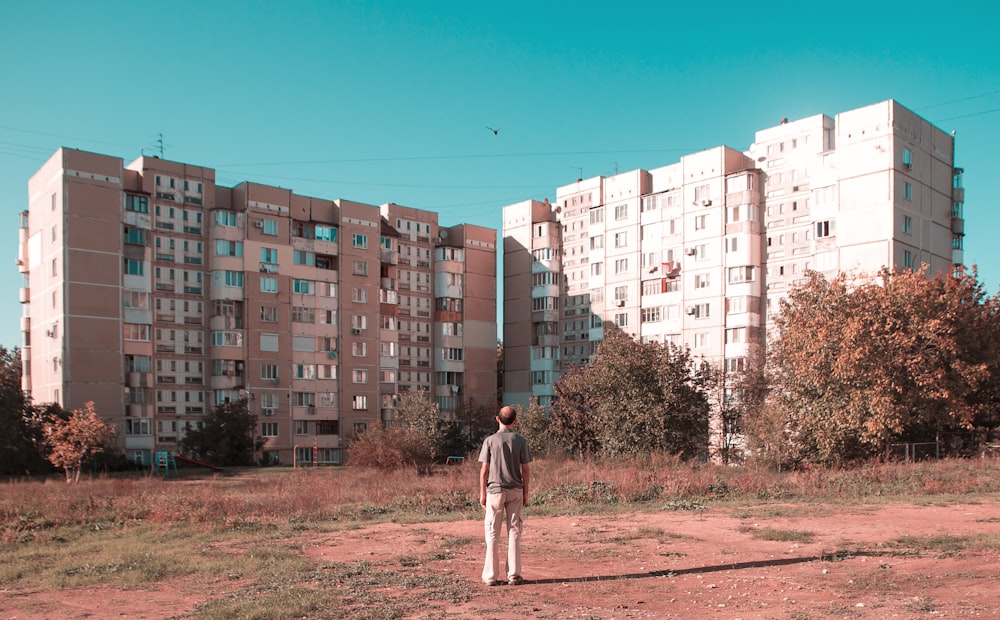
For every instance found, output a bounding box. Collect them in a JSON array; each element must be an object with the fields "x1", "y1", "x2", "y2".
[
  {"x1": 508, "y1": 576, "x2": 524, "y2": 586},
  {"x1": 484, "y1": 580, "x2": 502, "y2": 586}
]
